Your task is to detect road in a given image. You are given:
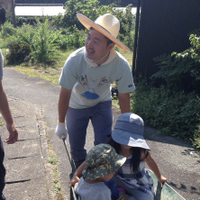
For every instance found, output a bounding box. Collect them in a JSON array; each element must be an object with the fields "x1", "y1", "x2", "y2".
[{"x1": 2, "y1": 68, "x2": 200, "y2": 200}]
